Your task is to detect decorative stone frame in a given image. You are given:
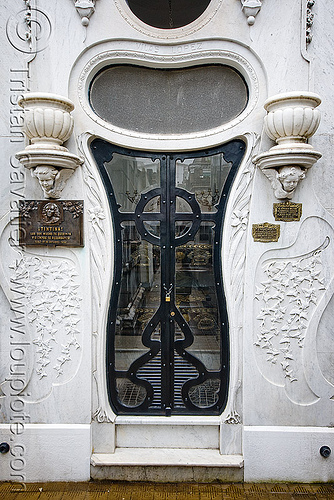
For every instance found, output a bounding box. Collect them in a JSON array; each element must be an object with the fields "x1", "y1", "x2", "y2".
[
  {"x1": 71, "y1": 38, "x2": 266, "y2": 152},
  {"x1": 113, "y1": 0, "x2": 224, "y2": 40},
  {"x1": 69, "y1": 38, "x2": 266, "y2": 451}
]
